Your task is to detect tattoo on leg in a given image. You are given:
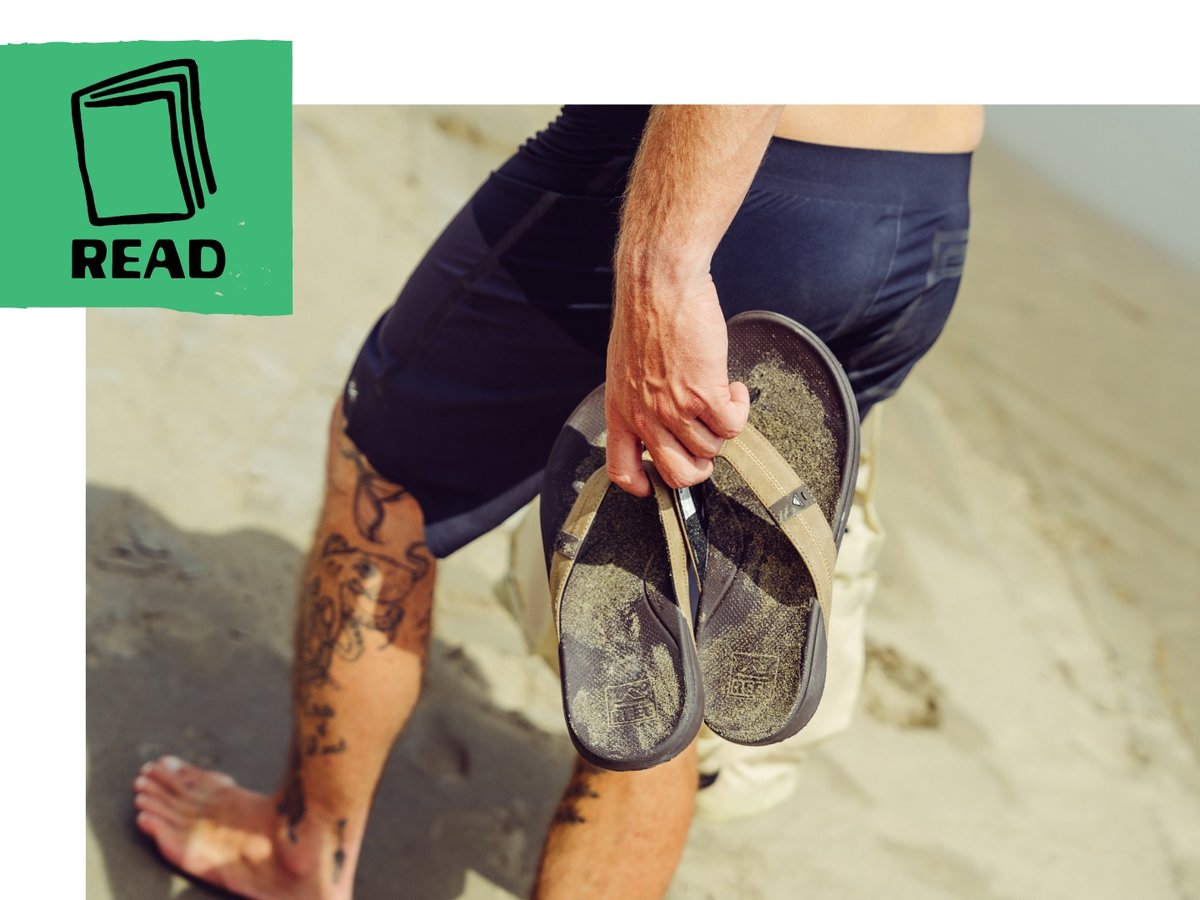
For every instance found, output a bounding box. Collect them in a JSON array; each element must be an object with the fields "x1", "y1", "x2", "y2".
[
  {"x1": 291, "y1": 532, "x2": 432, "y2": 773},
  {"x1": 296, "y1": 533, "x2": 431, "y2": 691},
  {"x1": 277, "y1": 745, "x2": 307, "y2": 842},
  {"x1": 343, "y1": 447, "x2": 409, "y2": 544},
  {"x1": 552, "y1": 762, "x2": 602, "y2": 825},
  {"x1": 297, "y1": 576, "x2": 363, "y2": 689},
  {"x1": 299, "y1": 702, "x2": 350, "y2": 757},
  {"x1": 332, "y1": 818, "x2": 348, "y2": 884}
]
